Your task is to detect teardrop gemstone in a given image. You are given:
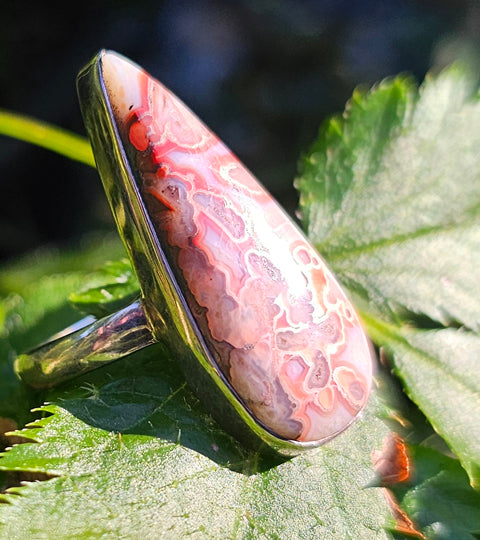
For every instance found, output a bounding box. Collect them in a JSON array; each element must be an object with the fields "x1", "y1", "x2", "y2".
[{"x1": 99, "y1": 52, "x2": 373, "y2": 443}]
